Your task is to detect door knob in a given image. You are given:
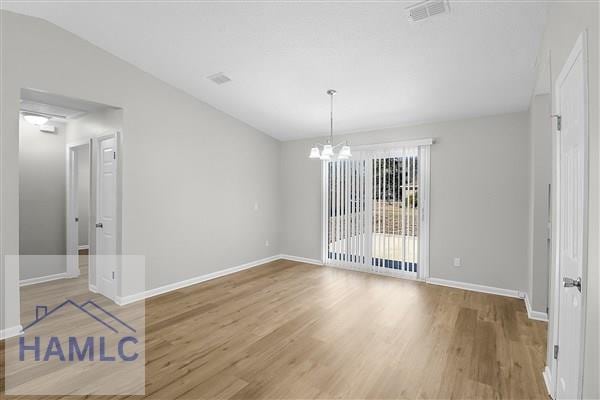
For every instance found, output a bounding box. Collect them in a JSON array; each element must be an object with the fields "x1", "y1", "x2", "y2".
[
  {"x1": 563, "y1": 276, "x2": 582, "y2": 292},
  {"x1": 96, "y1": 222, "x2": 103, "y2": 229}
]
